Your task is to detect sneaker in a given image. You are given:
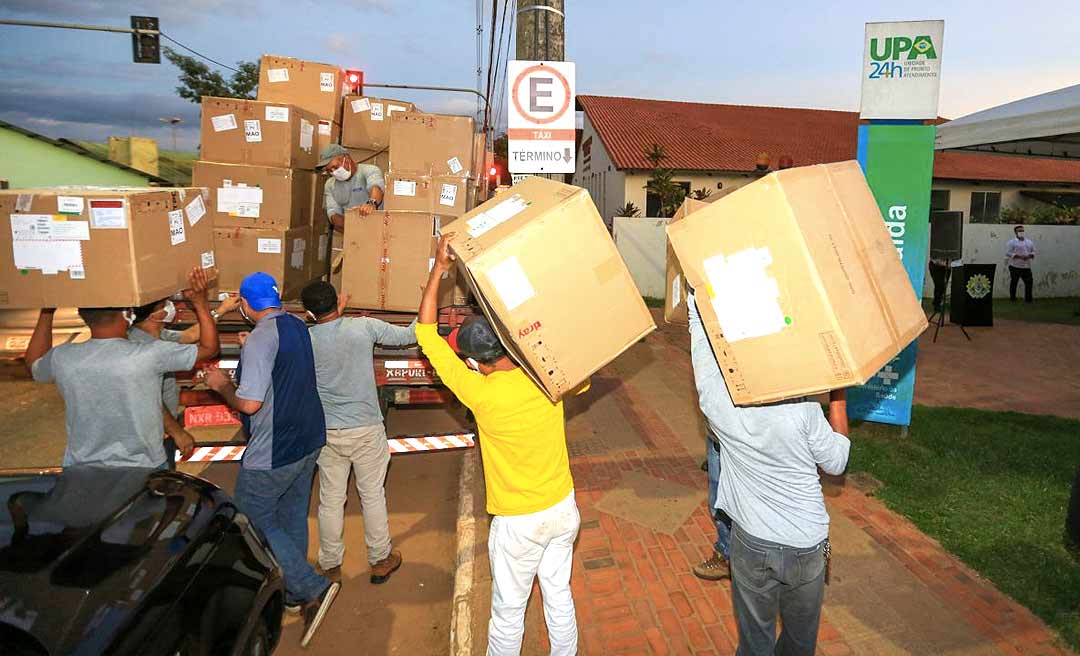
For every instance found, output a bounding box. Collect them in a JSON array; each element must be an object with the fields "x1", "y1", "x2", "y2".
[
  {"x1": 317, "y1": 565, "x2": 342, "y2": 584},
  {"x1": 300, "y1": 581, "x2": 340, "y2": 648},
  {"x1": 692, "y1": 550, "x2": 730, "y2": 581},
  {"x1": 284, "y1": 603, "x2": 301, "y2": 615},
  {"x1": 370, "y1": 550, "x2": 402, "y2": 584}
]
